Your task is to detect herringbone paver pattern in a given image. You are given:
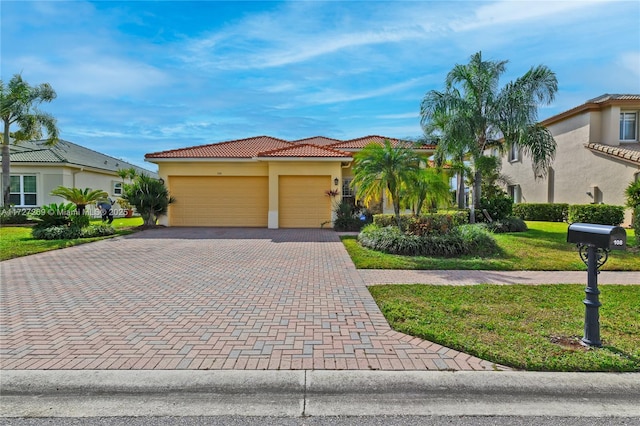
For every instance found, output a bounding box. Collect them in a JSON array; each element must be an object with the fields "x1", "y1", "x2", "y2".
[{"x1": 0, "y1": 228, "x2": 503, "y2": 371}]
